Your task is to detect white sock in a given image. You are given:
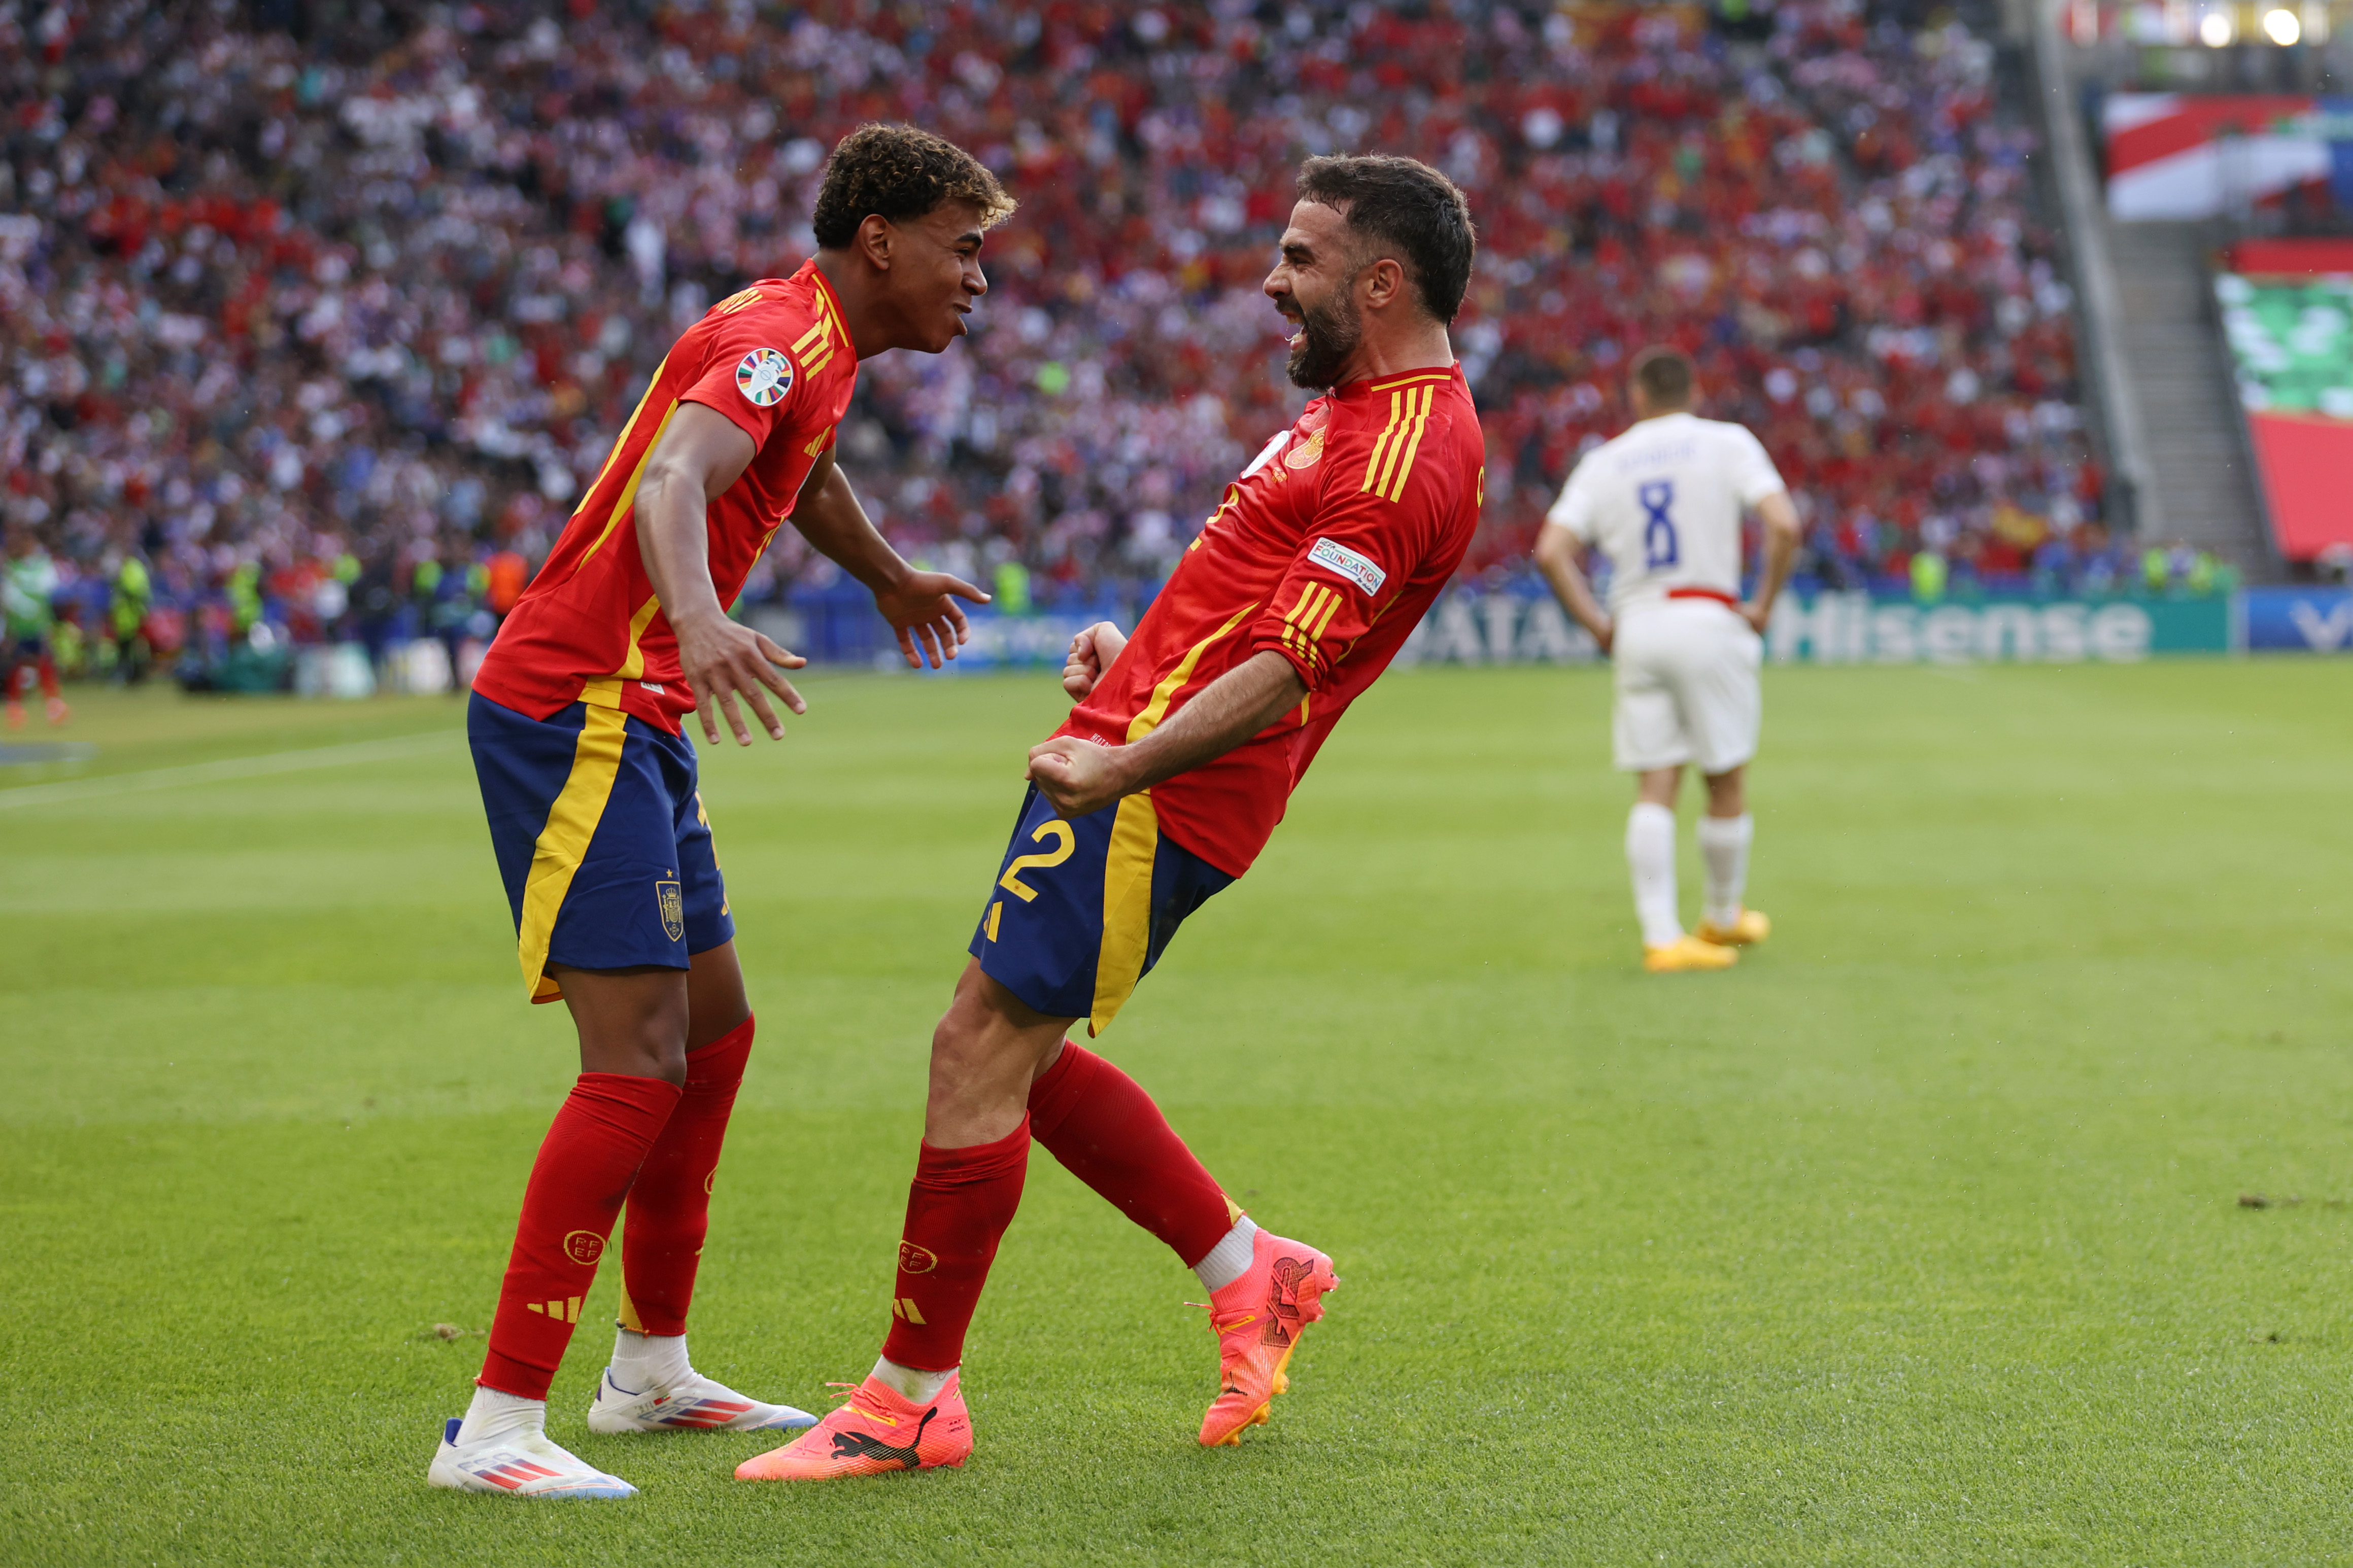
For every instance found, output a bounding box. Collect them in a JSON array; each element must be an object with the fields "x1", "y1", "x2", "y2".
[
  {"x1": 608, "y1": 1328, "x2": 692, "y2": 1393},
  {"x1": 1626, "y1": 802, "x2": 1682, "y2": 948},
  {"x1": 454, "y1": 1385, "x2": 544, "y2": 1447},
  {"x1": 1696, "y1": 813, "x2": 1753, "y2": 928},
  {"x1": 871, "y1": 1356, "x2": 956, "y2": 1404},
  {"x1": 1193, "y1": 1217, "x2": 1259, "y2": 1294}
]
